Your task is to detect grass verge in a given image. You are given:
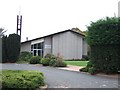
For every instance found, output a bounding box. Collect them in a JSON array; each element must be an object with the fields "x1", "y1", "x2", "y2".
[{"x1": 64, "y1": 61, "x2": 88, "y2": 67}]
